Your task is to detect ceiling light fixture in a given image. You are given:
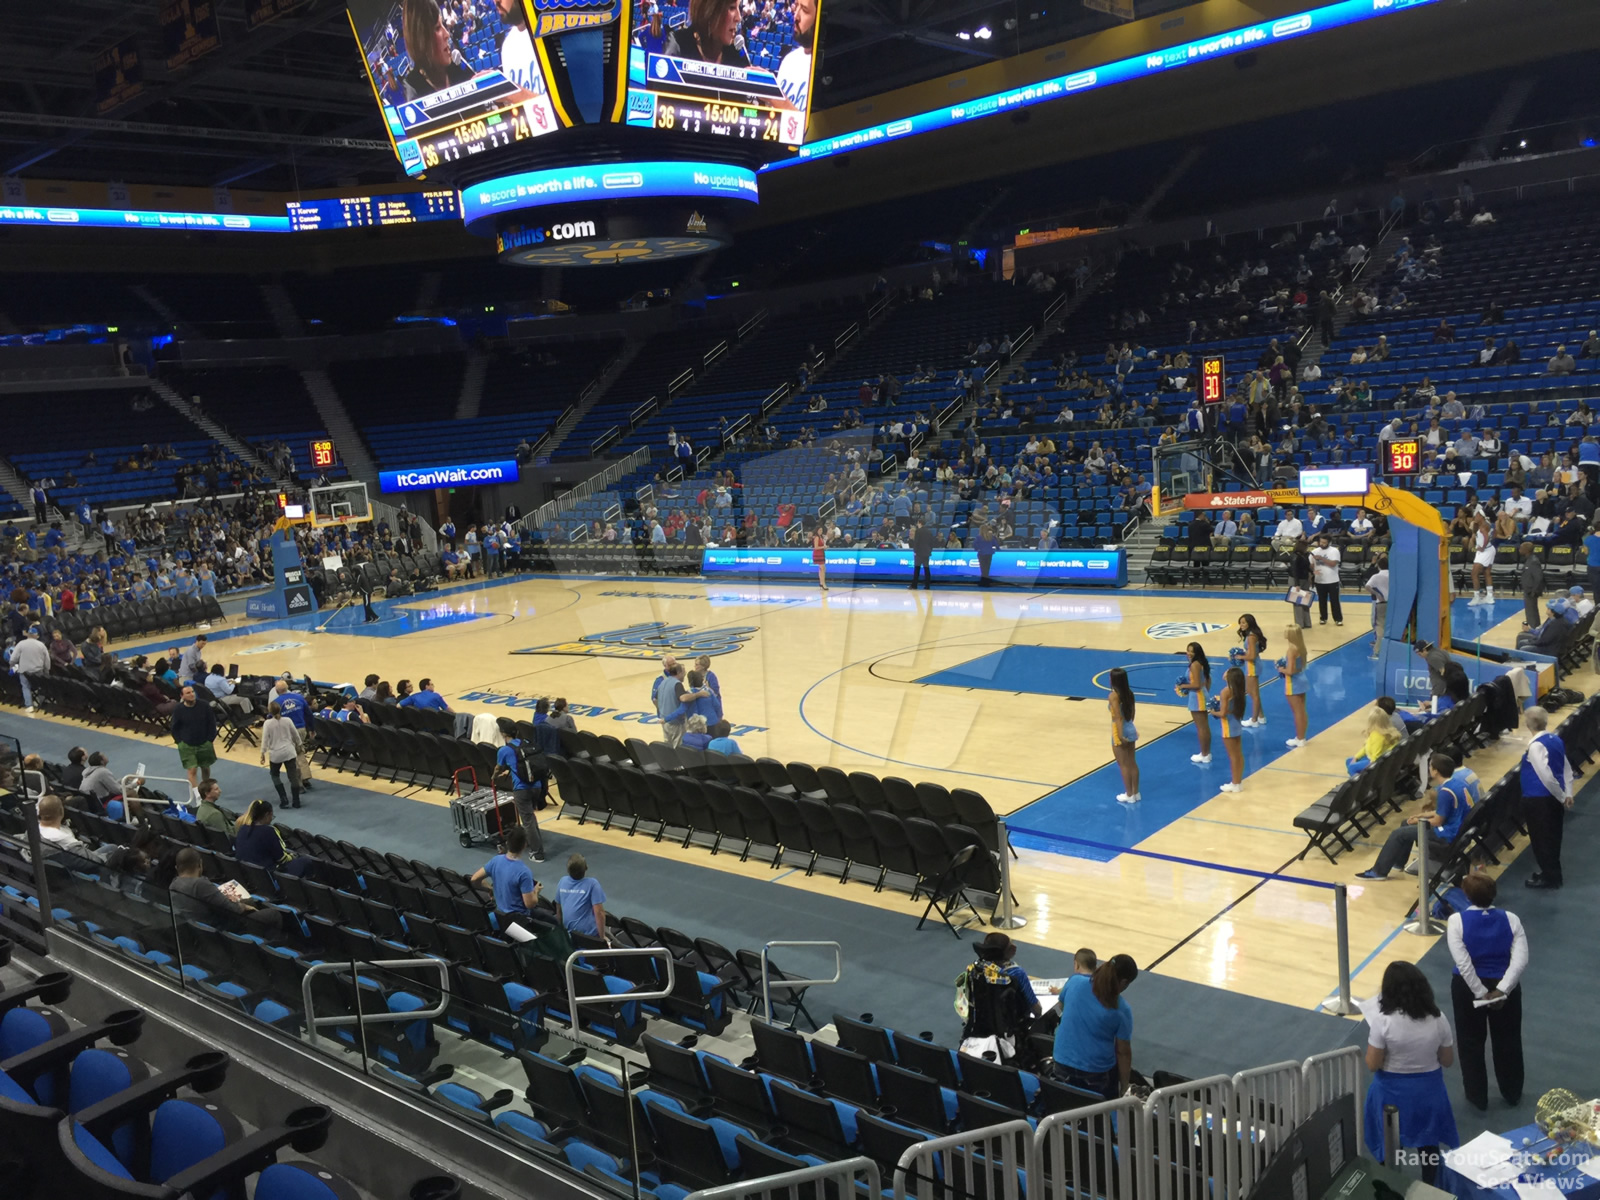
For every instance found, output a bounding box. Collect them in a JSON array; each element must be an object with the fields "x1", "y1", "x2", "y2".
[{"x1": 974, "y1": 25, "x2": 993, "y2": 38}]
